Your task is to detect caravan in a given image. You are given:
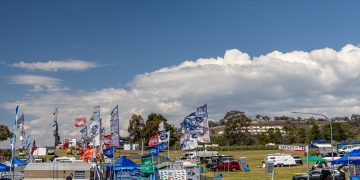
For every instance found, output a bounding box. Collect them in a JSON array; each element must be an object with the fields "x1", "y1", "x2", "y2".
[{"x1": 264, "y1": 153, "x2": 297, "y2": 167}]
